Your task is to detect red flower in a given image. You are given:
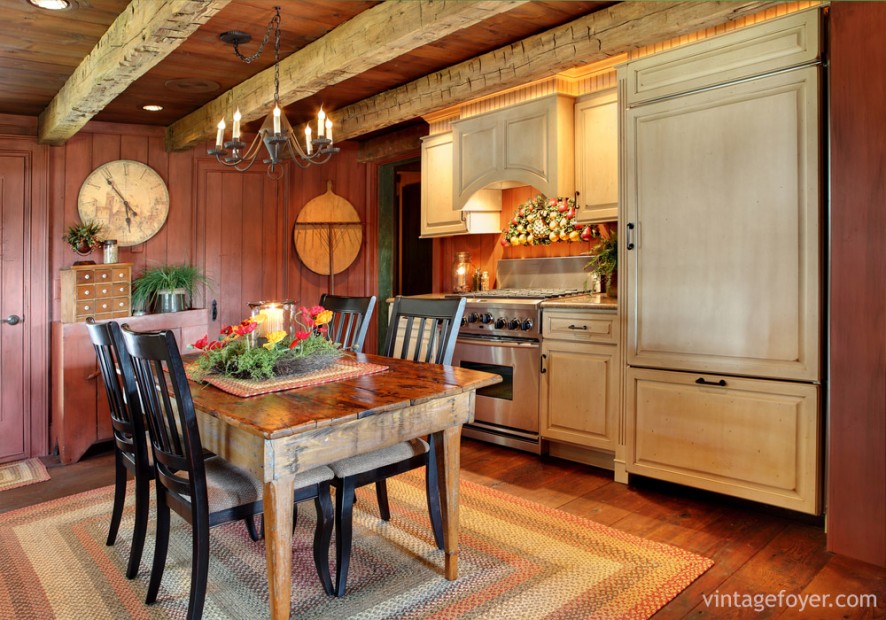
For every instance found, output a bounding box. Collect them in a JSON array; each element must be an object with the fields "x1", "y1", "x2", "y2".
[
  {"x1": 192, "y1": 335, "x2": 209, "y2": 350},
  {"x1": 233, "y1": 319, "x2": 257, "y2": 336},
  {"x1": 309, "y1": 305, "x2": 325, "y2": 317},
  {"x1": 207, "y1": 340, "x2": 226, "y2": 350},
  {"x1": 288, "y1": 330, "x2": 311, "y2": 349}
]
